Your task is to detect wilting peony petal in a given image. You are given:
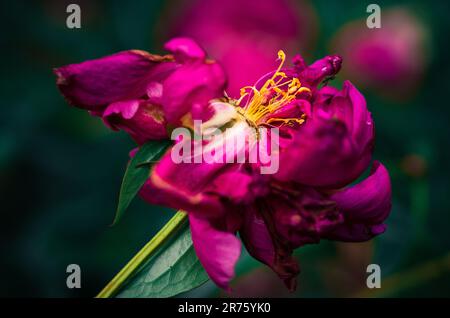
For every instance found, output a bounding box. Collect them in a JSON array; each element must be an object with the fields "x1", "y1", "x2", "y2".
[
  {"x1": 139, "y1": 176, "x2": 225, "y2": 218},
  {"x1": 277, "y1": 117, "x2": 364, "y2": 188},
  {"x1": 324, "y1": 161, "x2": 391, "y2": 241},
  {"x1": 139, "y1": 147, "x2": 230, "y2": 217},
  {"x1": 271, "y1": 189, "x2": 343, "y2": 247},
  {"x1": 298, "y1": 55, "x2": 342, "y2": 89},
  {"x1": 103, "y1": 99, "x2": 140, "y2": 119},
  {"x1": 209, "y1": 171, "x2": 266, "y2": 204},
  {"x1": 189, "y1": 214, "x2": 241, "y2": 289},
  {"x1": 276, "y1": 81, "x2": 373, "y2": 188},
  {"x1": 332, "y1": 161, "x2": 392, "y2": 224},
  {"x1": 54, "y1": 50, "x2": 175, "y2": 111},
  {"x1": 240, "y1": 208, "x2": 299, "y2": 290},
  {"x1": 103, "y1": 100, "x2": 168, "y2": 144},
  {"x1": 314, "y1": 81, "x2": 375, "y2": 153},
  {"x1": 164, "y1": 37, "x2": 207, "y2": 62},
  {"x1": 161, "y1": 62, "x2": 226, "y2": 124}
]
